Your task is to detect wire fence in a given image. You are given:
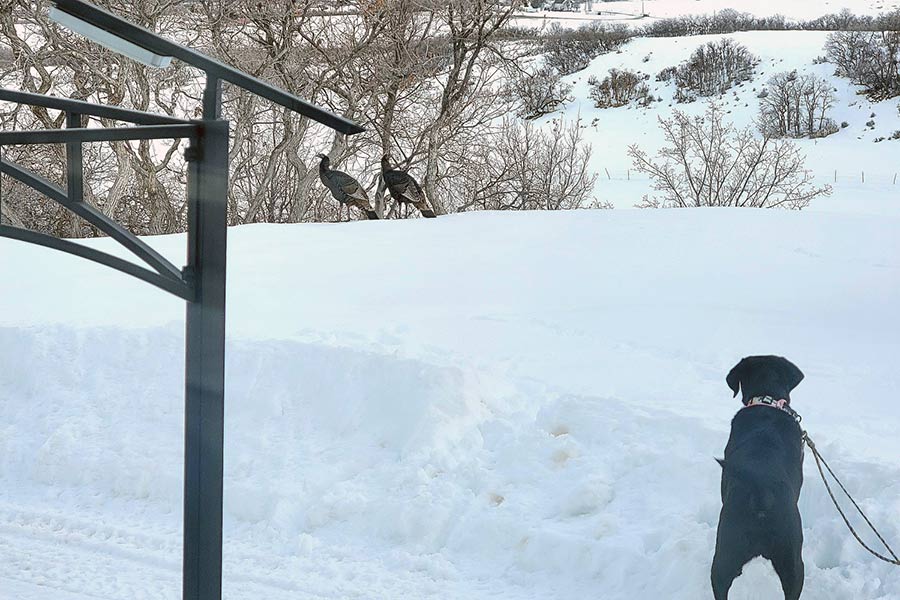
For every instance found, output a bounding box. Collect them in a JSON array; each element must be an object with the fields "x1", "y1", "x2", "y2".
[{"x1": 596, "y1": 168, "x2": 900, "y2": 186}]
